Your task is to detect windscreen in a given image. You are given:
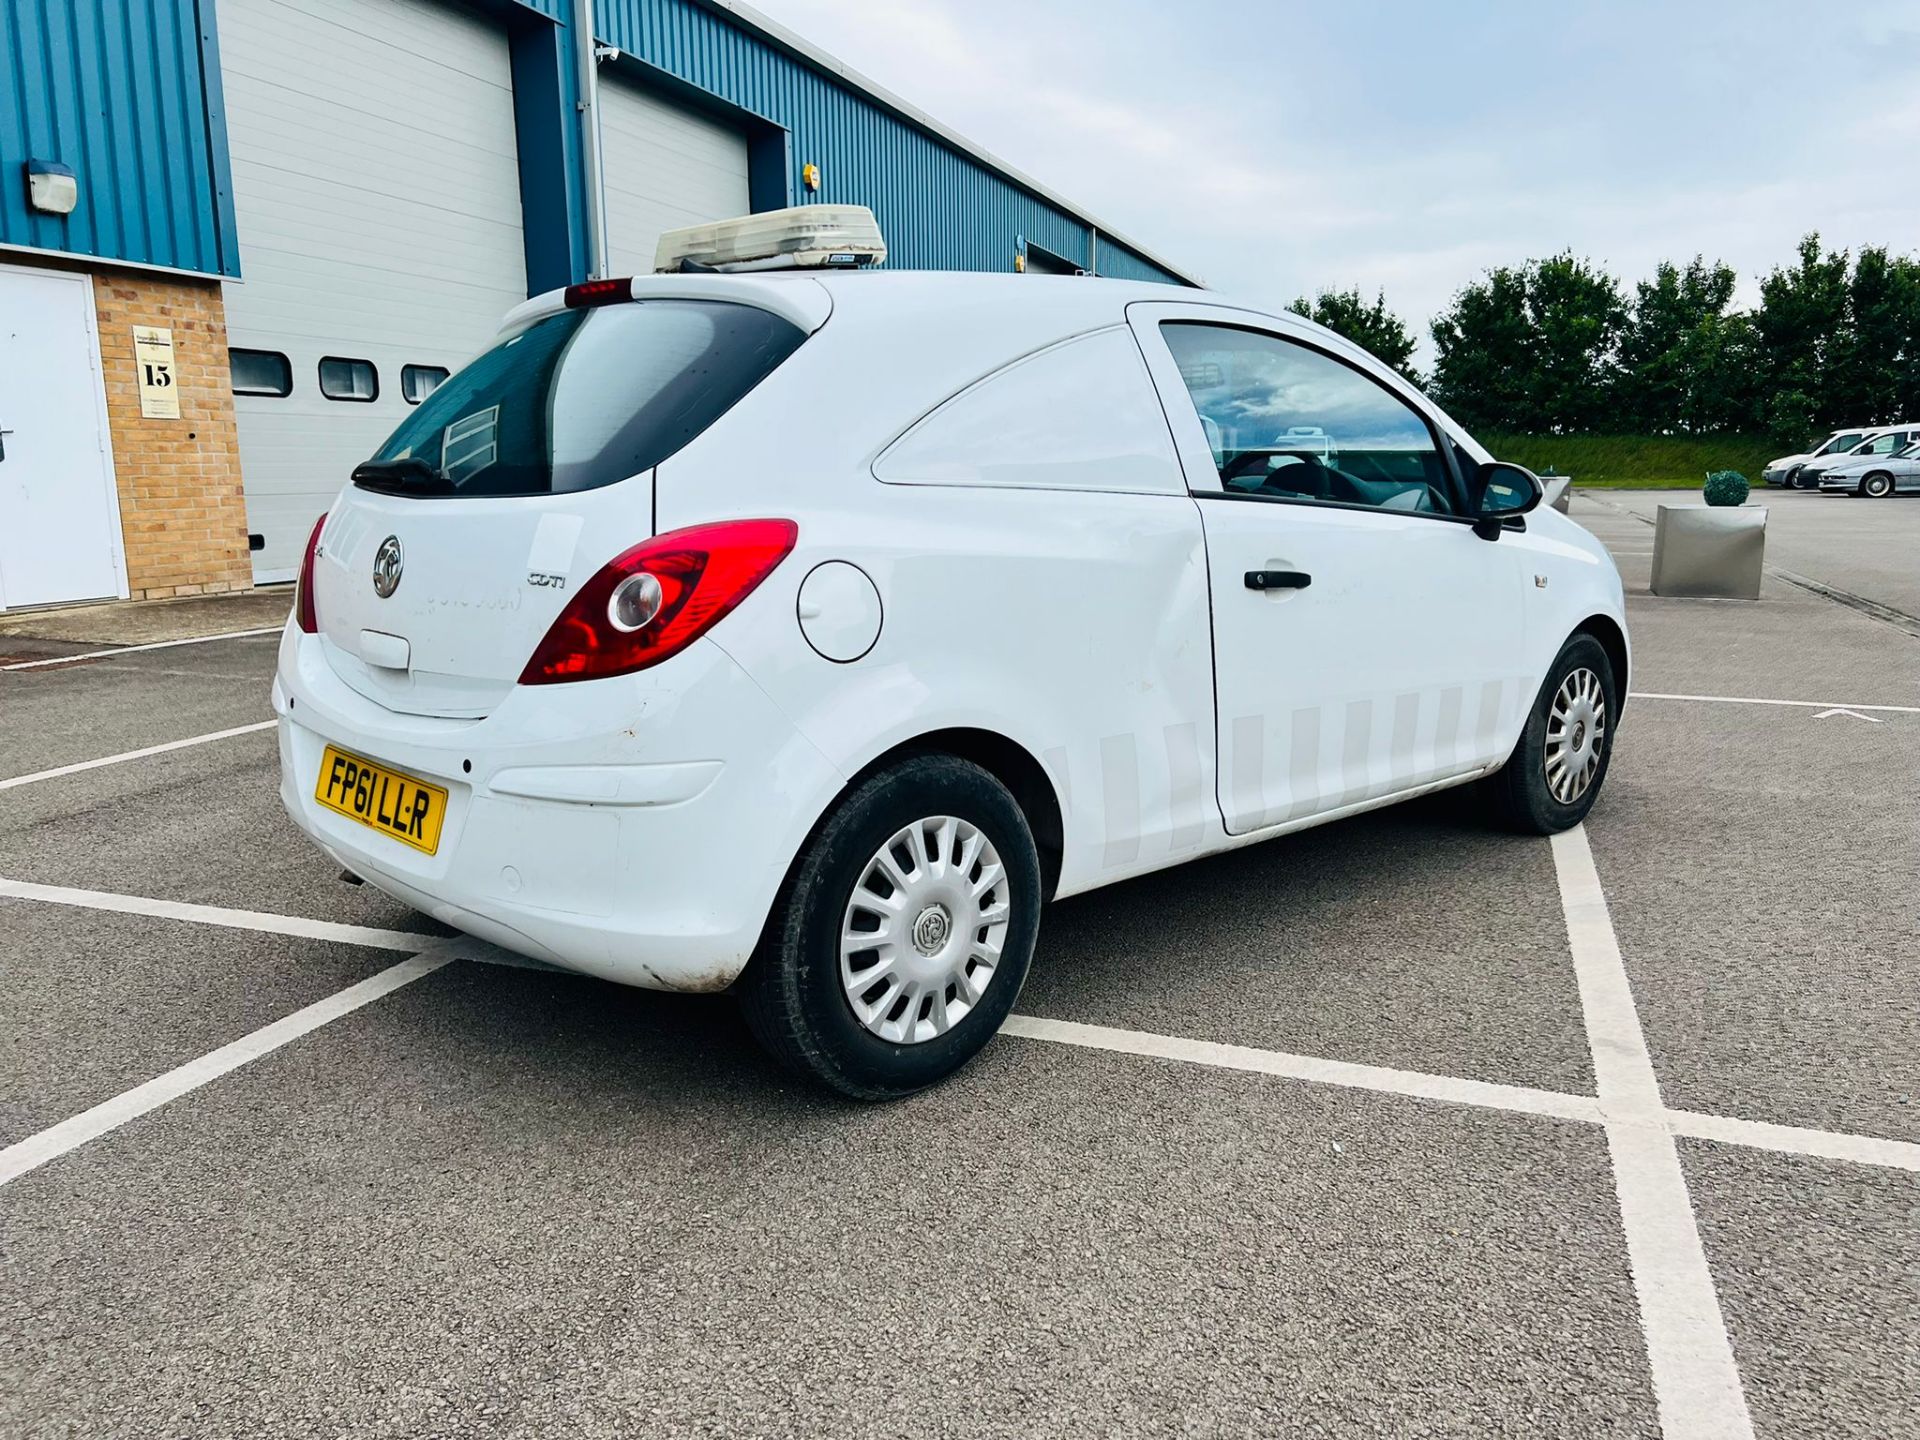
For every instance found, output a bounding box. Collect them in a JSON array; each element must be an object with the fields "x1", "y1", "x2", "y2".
[{"x1": 353, "y1": 300, "x2": 806, "y2": 498}]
